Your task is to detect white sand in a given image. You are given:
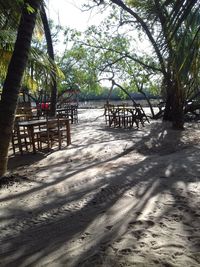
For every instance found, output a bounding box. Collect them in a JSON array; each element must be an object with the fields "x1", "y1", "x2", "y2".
[{"x1": 0, "y1": 108, "x2": 200, "y2": 267}]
